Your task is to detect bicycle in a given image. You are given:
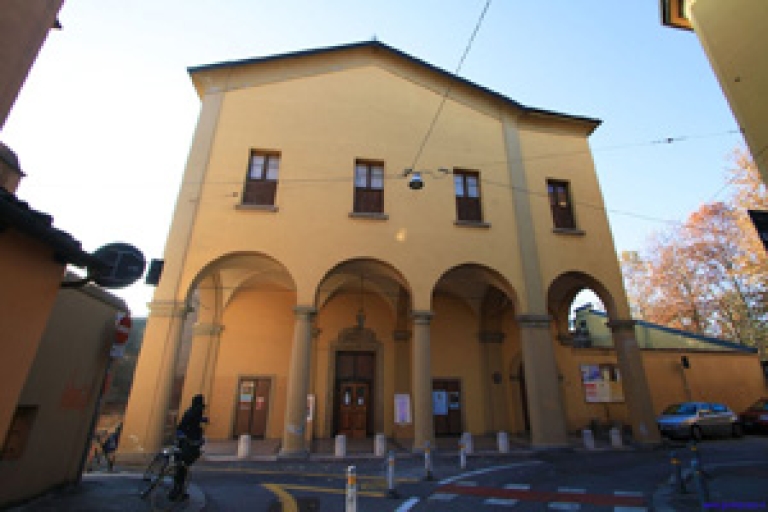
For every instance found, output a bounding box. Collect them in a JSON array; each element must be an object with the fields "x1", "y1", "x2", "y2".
[{"x1": 139, "y1": 445, "x2": 191, "y2": 511}]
